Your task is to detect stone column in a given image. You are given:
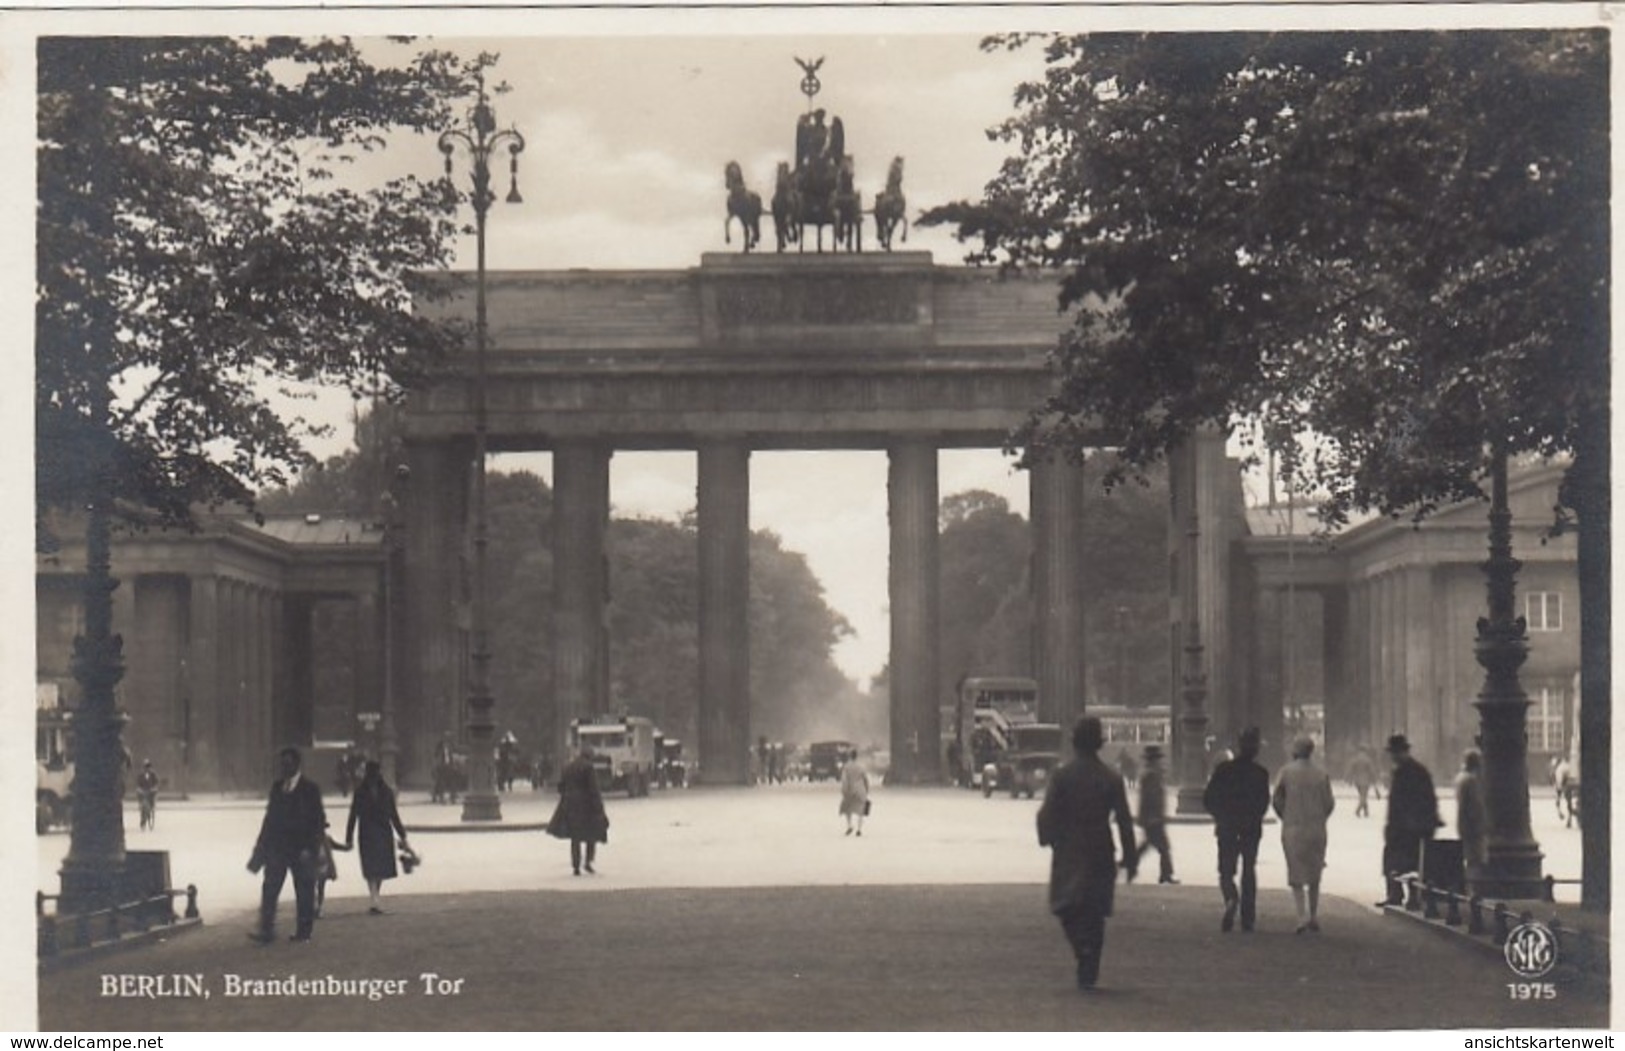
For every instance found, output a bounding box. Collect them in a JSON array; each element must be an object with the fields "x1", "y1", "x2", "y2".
[
  {"x1": 1029, "y1": 457, "x2": 1087, "y2": 732},
  {"x1": 1248, "y1": 585, "x2": 1282, "y2": 754},
  {"x1": 552, "y1": 441, "x2": 611, "y2": 768},
  {"x1": 888, "y1": 440, "x2": 940, "y2": 784},
  {"x1": 185, "y1": 575, "x2": 220, "y2": 789},
  {"x1": 247, "y1": 586, "x2": 267, "y2": 775},
  {"x1": 220, "y1": 581, "x2": 244, "y2": 789},
  {"x1": 1350, "y1": 580, "x2": 1372, "y2": 749},
  {"x1": 1320, "y1": 587, "x2": 1350, "y2": 764},
  {"x1": 1403, "y1": 565, "x2": 1438, "y2": 766},
  {"x1": 355, "y1": 590, "x2": 382, "y2": 761},
  {"x1": 266, "y1": 590, "x2": 284, "y2": 791},
  {"x1": 402, "y1": 440, "x2": 470, "y2": 782},
  {"x1": 1258, "y1": 585, "x2": 1288, "y2": 771},
  {"x1": 697, "y1": 440, "x2": 752, "y2": 784}
]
